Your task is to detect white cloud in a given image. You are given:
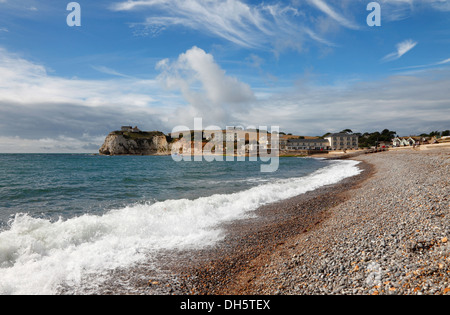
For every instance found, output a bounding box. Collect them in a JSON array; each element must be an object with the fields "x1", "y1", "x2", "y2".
[
  {"x1": 382, "y1": 39, "x2": 418, "y2": 62},
  {"x1": 111, "y1": 0, "x2": 335, "y2": 51},
  {"x1": 91, "y1": 65, "x2": 134, "y2": 79},
  {"x1": 377, "y1": 0, "x2": 450, "y2": 21},
  {"x1": 306, "y1": 0, "x2": 359, "y2": 29},
  {"x1": 110, "y1": 0, "x2": 450, "y2": 54},
  {"x1": 0, "y1": 47, "x2": 175, "y2": 152},
  {"x1": 0, "y1": 46, "x2": 256, "y2": 152},
  {"x1": 438, "y1": 58, "x2": 450, "y2": 65},
  {"x1": 156, "y1": 46, "x2": 255, "y2": 127},
  {"x1": 427, "y1": 0, "x2": 450, "y2": 12},
  {"x1": 0, "y1": 135, "x2": 104, "y2": 153},
  {"x1": 0, "y1": 48, "x2": 160, "y2": 108},
  {"x1": 392, "y1": 57, "x2": 450, "y2": 71},
  {"x1": 248, "y1": 70, "x2": 450, "y2": 136}
]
